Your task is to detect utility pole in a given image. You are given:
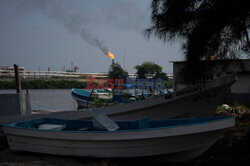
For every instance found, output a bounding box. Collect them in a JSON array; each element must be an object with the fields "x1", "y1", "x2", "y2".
[
  {"x1": 112, "y1": 59, "x2": 114, "y2": 72},
  {"x1": 71, "y1": 62, "x2": 73, "y2": 71},
  {"x1": 38, "y1": 67, "x2": 40, "y2": 78}
]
